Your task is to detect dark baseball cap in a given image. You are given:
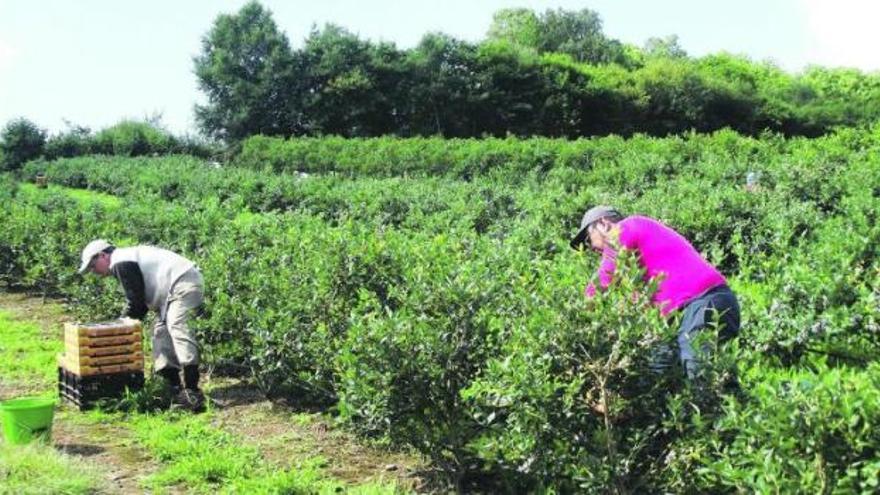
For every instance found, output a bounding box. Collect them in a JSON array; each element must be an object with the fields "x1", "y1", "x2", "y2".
[{"x1": 570, "y1": 205, "x2": 621, "y2": 250}]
